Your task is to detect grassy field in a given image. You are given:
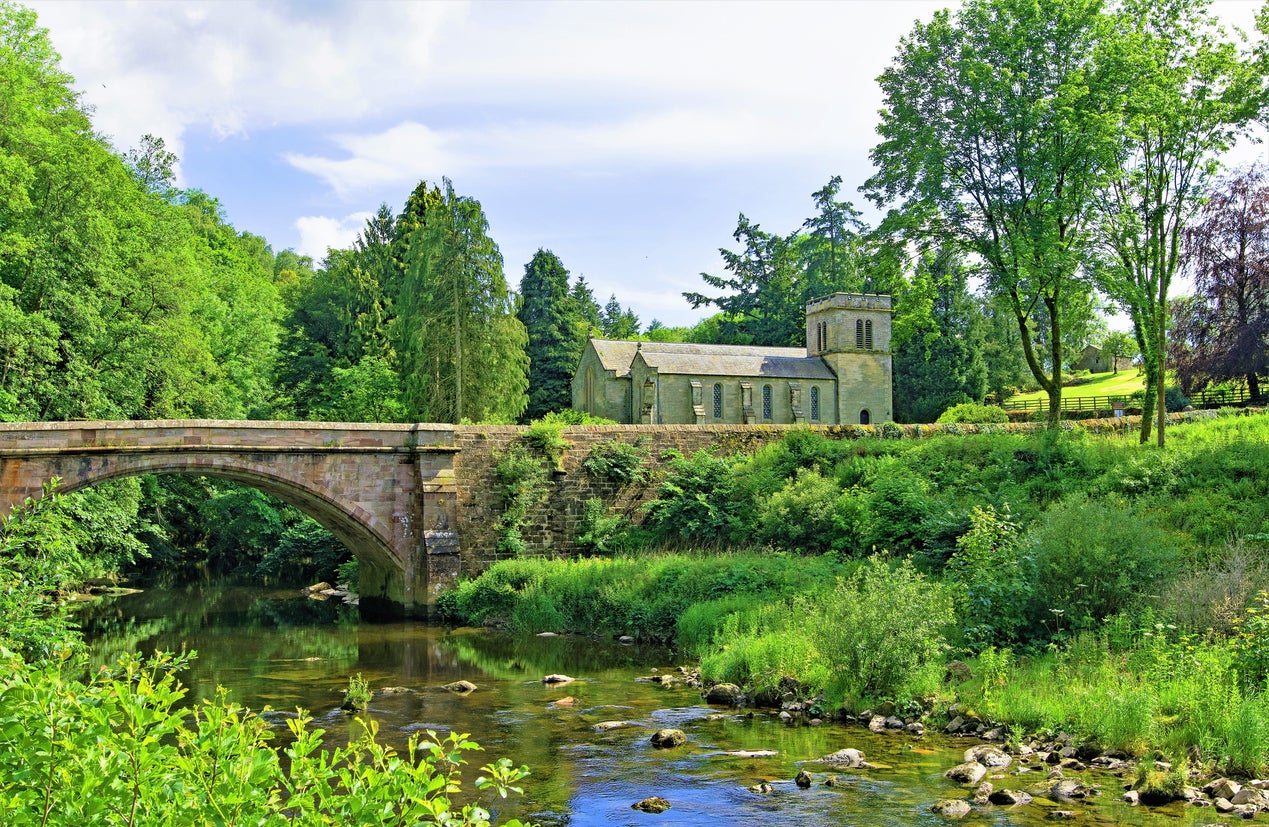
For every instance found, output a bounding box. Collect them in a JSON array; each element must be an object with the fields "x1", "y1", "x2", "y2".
[{"x1": 1008, "y1": 368, "x2": 1145, "y2": 404}]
